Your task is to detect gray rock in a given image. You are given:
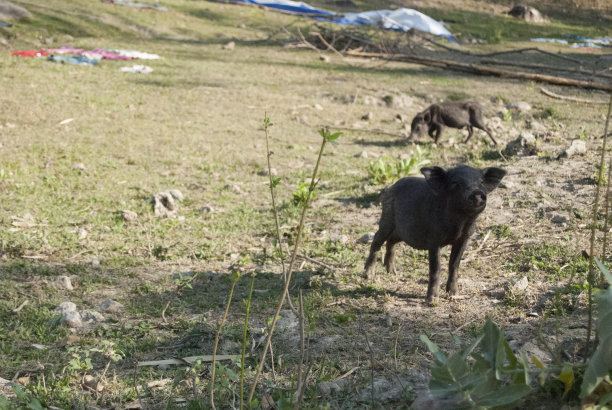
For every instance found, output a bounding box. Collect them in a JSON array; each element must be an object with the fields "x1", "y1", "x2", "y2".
[
  {"x1": 169, "y1": 189, "x2": 184, "y2": 201},
  {"x1": 99, "y1": 299, "x2": 123, "y2": 313},
  {"x1": 317, "y1": 379, "x2": 351, "y2": 396},
  {"x1": 224, "y1": 184, "x2": 242, "y2": 194},
  {"x1": 81, "y1": 310, "x2": 104, "y2": 327},
  {"x1": 396, "y1": 113, "x2": 407, "y2": 123},
  {"x1": 122, "y1": 210, "x2": 138, "y2": 223},
  {"x1": 507, "y1": 5, "x2": 549, "y2": 24},
  {"x1": 527, "y1": 120, "x2": 547, "y2": 133},
  {"x1": 503, "y1": 133, "x2": 538, "y2": 156},
  {"x1": 61, "y1": 310, "x2": 82, "y2": 328},
  {"x1": 259, "y1": 168, "x2": 277, "y2": 176},
  {"x1": 219, "y1": 340, "x2": 241, "y2": 353},
  {"x1": 510, "y1": 276, "x2": 529, "y2": 292},
  {"x1": 360, "y1": 374, "x2": 413, "y2": 404},
  {"x1": 329, "y1": 233, "x2": 348, "y2": 244},
  {"x1": 151, "y1": 191, "x2": 179, "y2": 218},
  {"x1": 557, "y1": 139, "x2": 587, "y2": 159},
  {"x1": 55, "y1": 301, "x2": 77, "y2": 314},
  {"x1": 358, "y1": 232, "x2": 375, "y2": 244},
  {"x1": 507, "y1": 101, "x2": 532, "y2": 113},
  {"x1": 199, "y1": 205, "x2": 214, "y2": 213},
  {"x1": 52, "y1": 275, "x2": 74, "y2": 290},
  {"x1": 361, "y1": 112, "x2": 373, "y2": 121},
  {"x1": 71, "y1": 162, "x2": 86, "y2": 171},
  {"x1": 355, "y1": 151, "x2": 370, "y2": 159},
  {"x1": 91, "y1": 259, "x2": 100, "y2": 267},
  {"x1": 551, "y1": 214, "x2": 569, "y2": 225},
  {"x1": 222, "y1": 41, "x2": 235, "y2": 51},
  {"x1": 0, "y1": 376, "x2": 21, "y2": 399},
  {"x1": 319, "y1": 54, "x2": 330, "y2": 63}
]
